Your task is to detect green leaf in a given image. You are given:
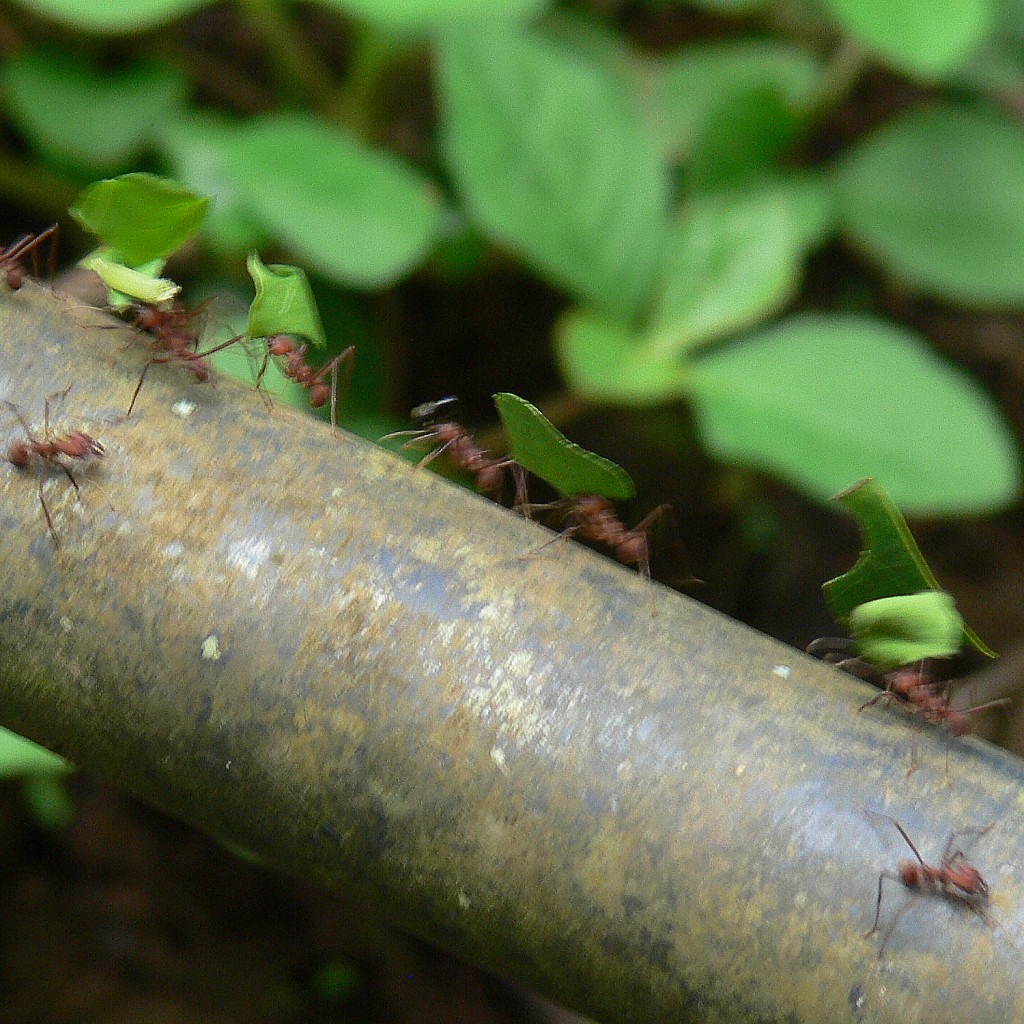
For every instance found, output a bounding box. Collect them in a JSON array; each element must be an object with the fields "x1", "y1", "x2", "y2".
[
  {"x1": 218, "y1": 113, "x2": 441, "y2": 289},
  {"x1": 687, "y1": 0, "x2": 771, "y2": 10},
  {"x1": 646, "y1": 186, "x2": 806, "y2": 359},
  {"x1": 70, "y1": 173, "x2": 209, "y2": 265},
  {"x1": 7, "y1": 0, "x2": 209, "y2": 31},
  {"x1": 317, "y1": 0, "x2": 548, "y2": 27},
  {"x1": 0, "y1": 51, "x2": 185, "y2": 173},
  {"x1": 651, "y1": 40, "x2": 825, "y2": 163},
  {"x1": 161, "y1": 113, "x2": 268, "y2": 257},
  {"x1": 437, "y1": 23, "x2": 668, "y2": 322},
  {"x1": 849, "y1": 592, "x2": 965, "y2": 670},
  {"x1": 690, "y1": 314, "x2": 1021, "y2": 513},
  {"x1": 820, "y1": 0, "x2": 994, "y2": 77},
  {"x1": 837, "y1": 105, "x2": 1024, "y2": 307},
  {"x1": 822, "y1": 477, "x2": 993, "y2": 656},
  {"x1": 493, "y1": 392, "x2": 636, "y2": 499},
  {"x1": 0, "y1": 727, "x2": 70, "y2": 778},
  {"x1": 554, "y1": 308, "x2": 688, "y2": 405},
  {"x1": 79, "y1": 251, "x2": 178, "y2": 307},
  {"x1": 838, "y1": 106, "x2": 1024, "y2": 306},
  {"x1": 246, "y1": 254, "x2": 326, "y2": 347}
]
